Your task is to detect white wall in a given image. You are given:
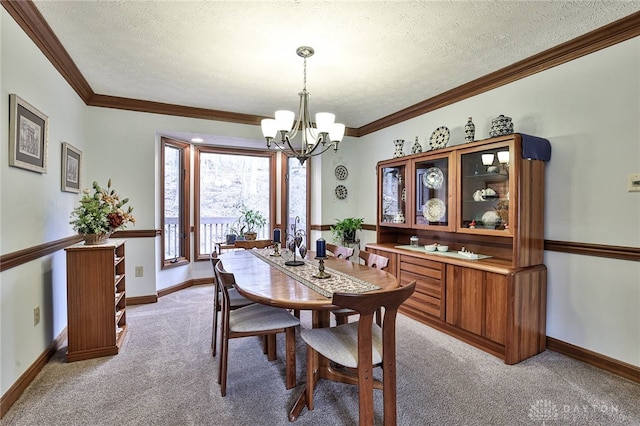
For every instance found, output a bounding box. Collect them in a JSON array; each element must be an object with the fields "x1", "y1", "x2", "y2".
[
  {"x1": 1, "y1": 11, "x2": 88, "y2": 394},
  {"x1": 347, "y1": 38, "x2": 640, "y2": 366},
  {"x1": 1, "y1": 6, "x2": 638, "y2": 400}
]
